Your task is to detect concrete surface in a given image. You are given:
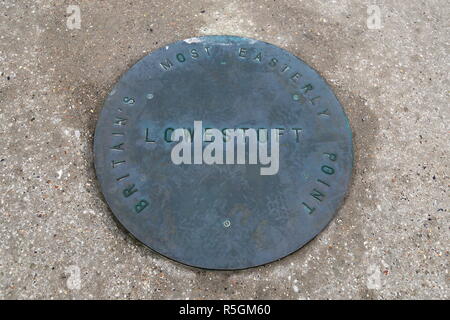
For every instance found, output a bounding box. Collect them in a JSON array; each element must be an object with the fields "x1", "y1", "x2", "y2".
[{"x1": 0, "y1": 0, "x2": 448, "y2": 299}]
